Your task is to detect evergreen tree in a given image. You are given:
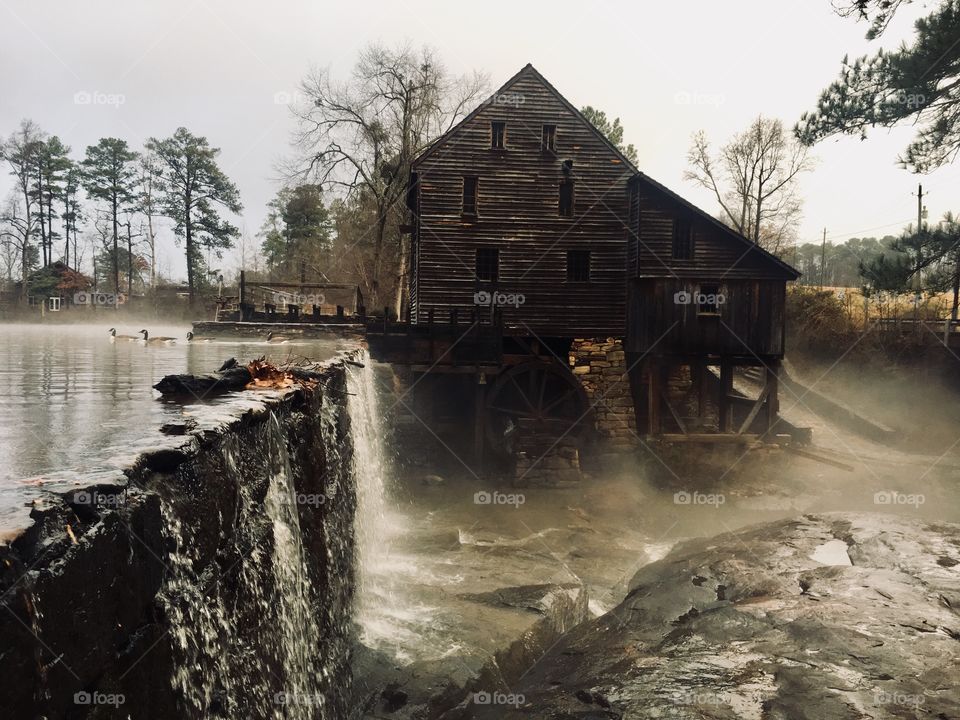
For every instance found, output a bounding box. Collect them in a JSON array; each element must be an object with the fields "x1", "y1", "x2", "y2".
[
  {"x1": 146, "y1": 128, "x2": 242, "y2": 306},
  {"x1": 31, "y1": 137, "x2": 72, "y2": 266},
  {"x1": 580, "y1": 106, "x2": 638, "y2": 165},
  {"x1": 81, "y1": 138, "x2": 138, "y2": 300},
  {"x1": 797, "y1": 0, "x2": 960, "y2": 171}
]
